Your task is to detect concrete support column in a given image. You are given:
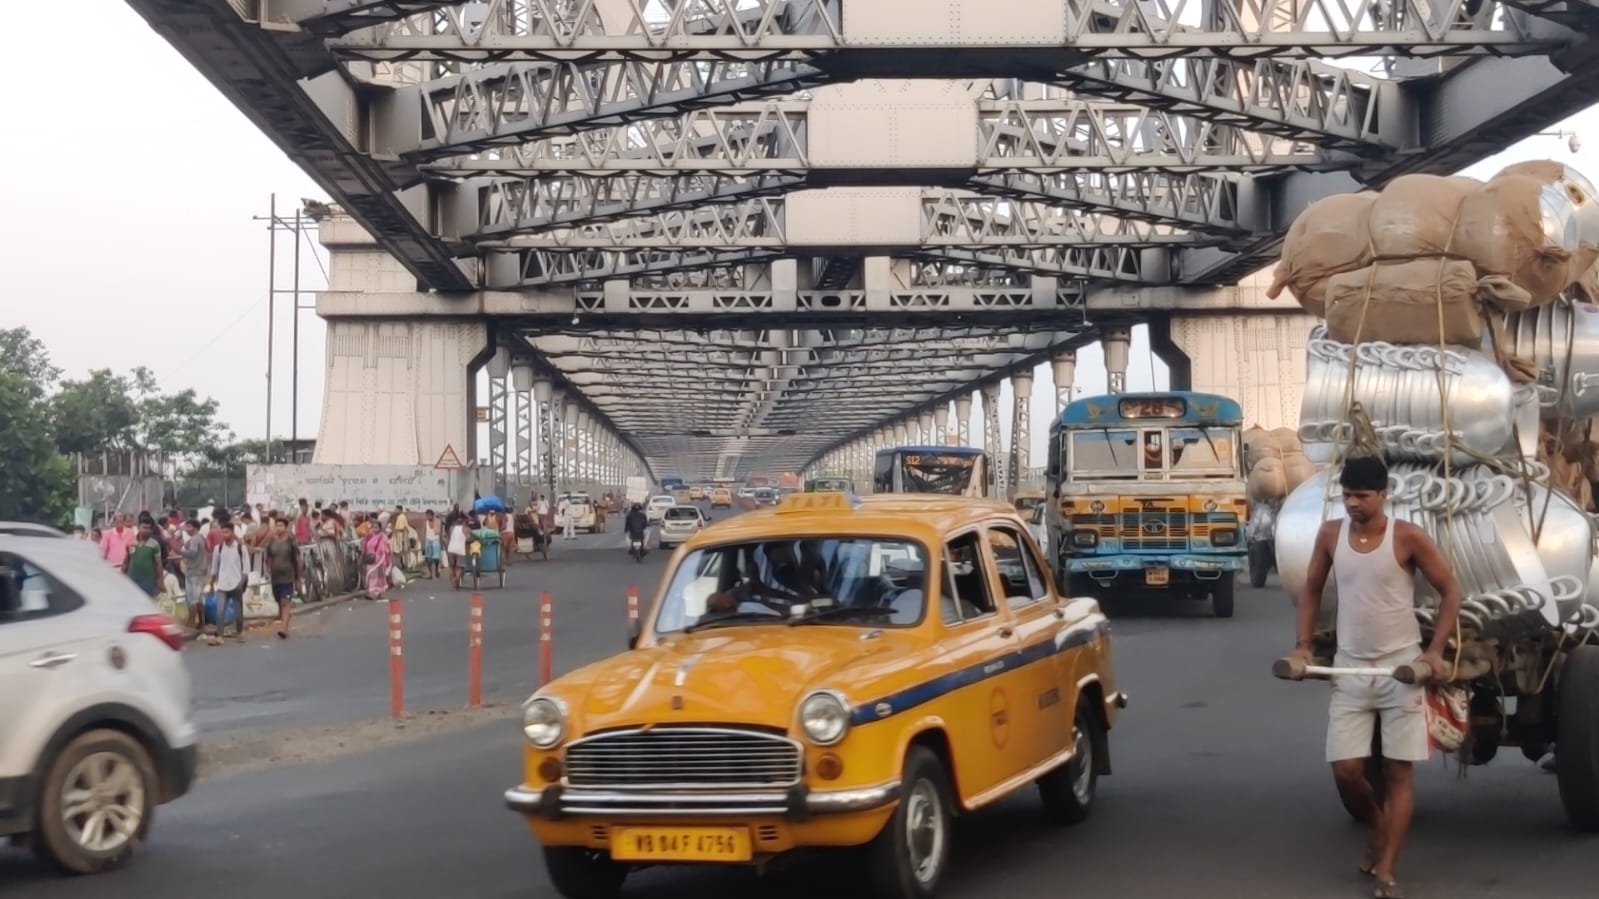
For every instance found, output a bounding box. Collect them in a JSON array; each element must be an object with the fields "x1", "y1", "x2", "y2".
[
  {"x1": 955, "y1": 394, "x2": 973, "y2": 448},
  {"x1": 1010, "y1": 372, "x2": 1032, "y2": 493},
  {"x1": 1103, "y1": 328, "x2": 1131, "y2": 396},
  {"x1": 981, "y1": 382, "x2": 1005, "y2": 499},
  {"x1": 918, "y1": 410, "x2": 935, "y2": 446},
  {"x1": 894, "y1": 421, "x2": 908, "y2": 446},
  {"x1": 934, "y1": 405, "x2": 950, "y2": 446},
  {"x1": 1052, "y1": 352, "x2": 1077, "y2": 414},
  {"x1": 313, "y1": 320, "x2": 486, "y2": 467}
]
